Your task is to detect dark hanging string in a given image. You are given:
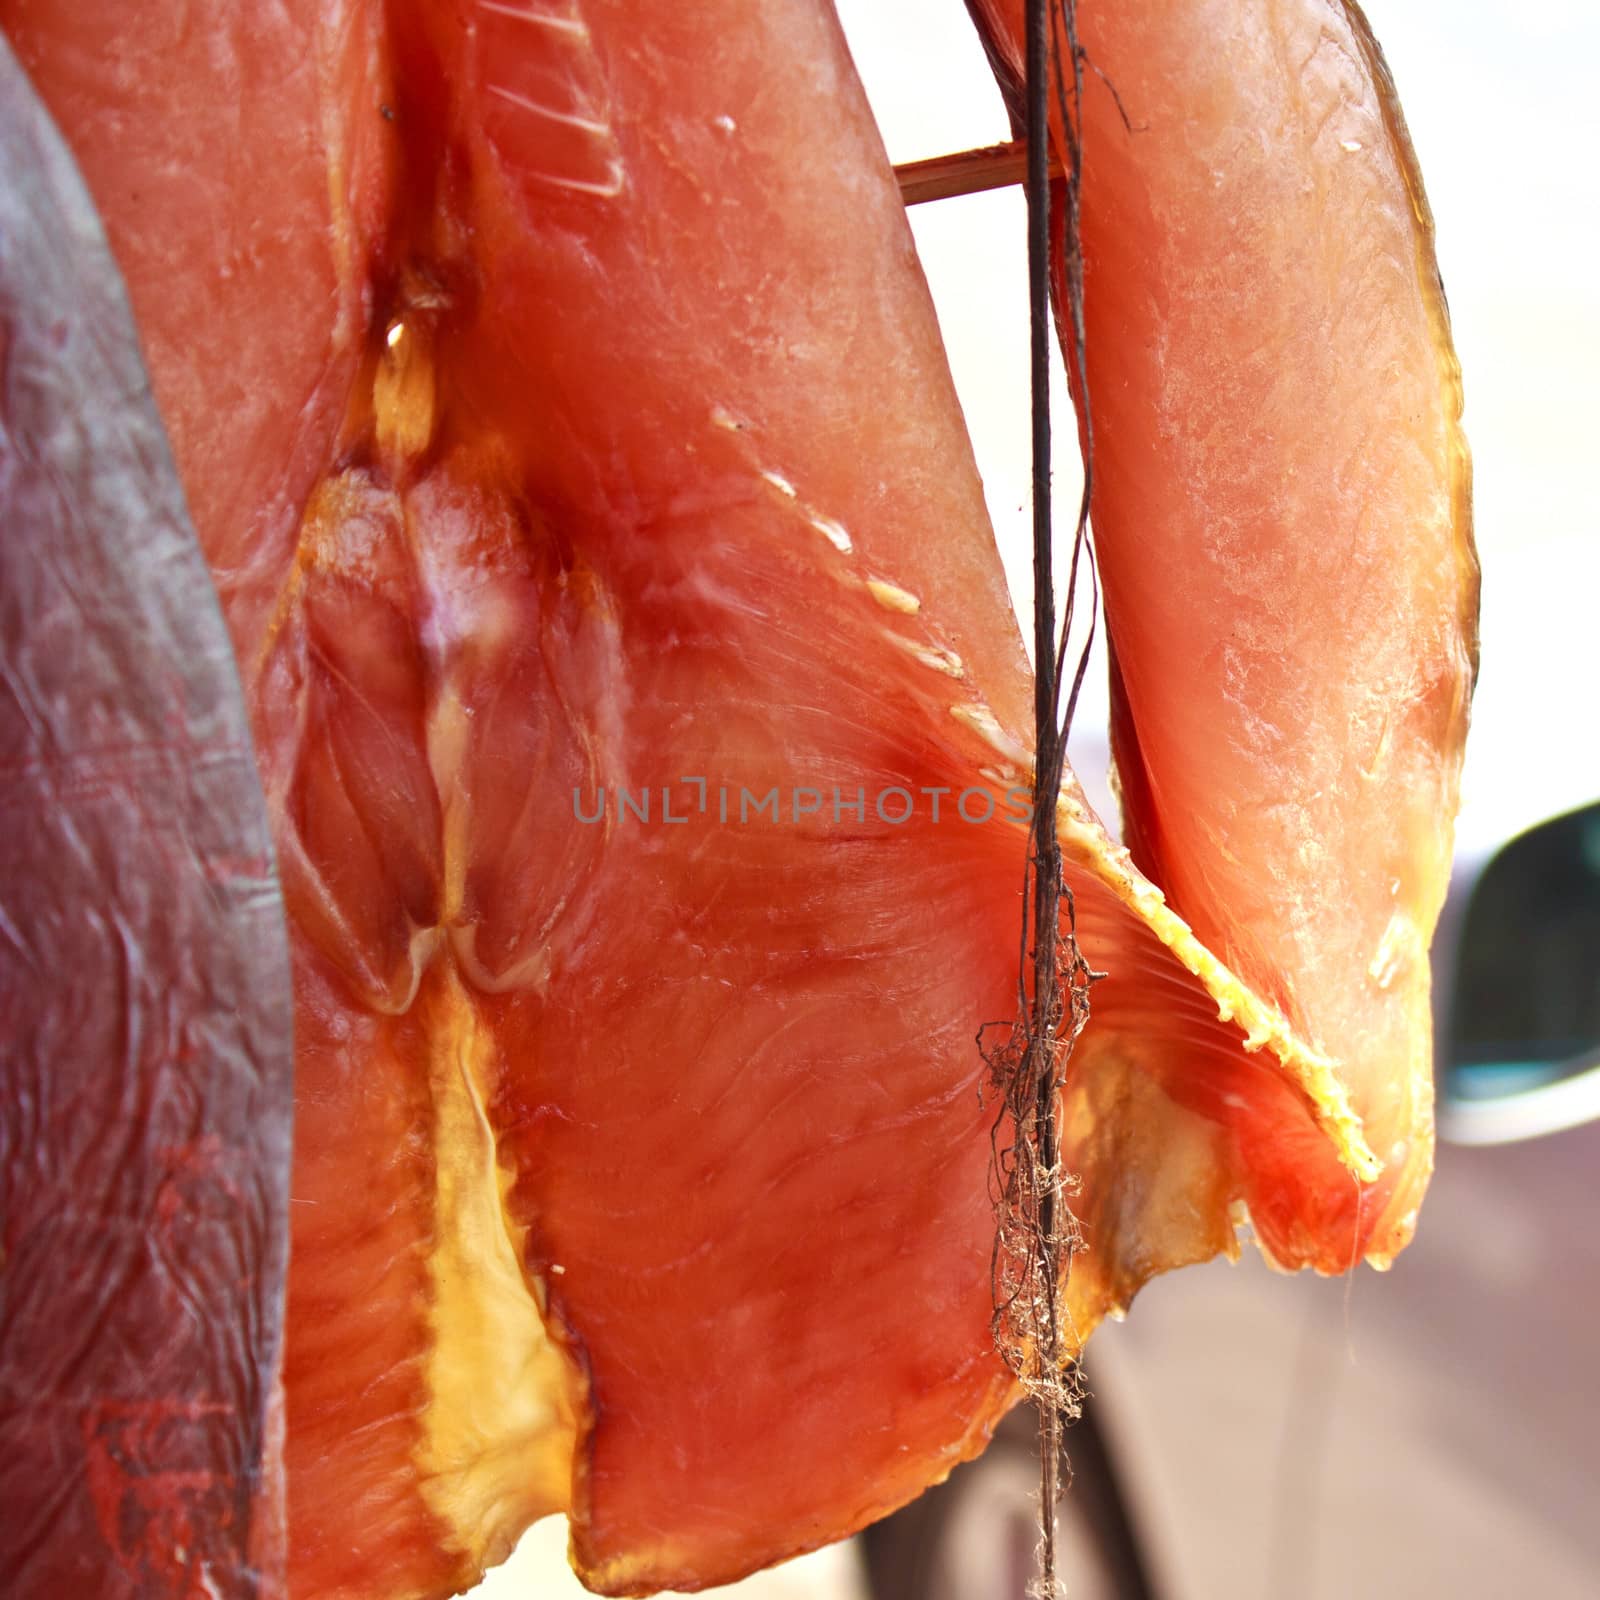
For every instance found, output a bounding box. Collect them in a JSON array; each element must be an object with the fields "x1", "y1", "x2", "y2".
[
  {"x1": 1047, "y1": 2, "x2": 1101, "y2": 740},
  {"x1": 989, "y1": 0, "x2": 1102, "y2": 1594},
  {"x1": 1021, "y1": 0, "x2": 1069, "y2": 1581}
]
